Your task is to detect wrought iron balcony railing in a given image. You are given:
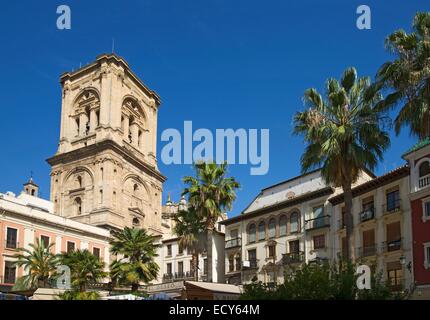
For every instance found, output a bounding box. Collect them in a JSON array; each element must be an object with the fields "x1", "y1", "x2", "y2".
[
  {"x1": 282, "y1": 251, "x2": 305, "y2": 264},
  {"x1": 381, "y1": 238, "x2": 402, "y2": 253},
  {"x1": 305, "y1": 215, "x2": 330, "y2": 231},
  {"x1": 162, "y1": 271, "x2": 196, "y2": 281},
  {"x1": 357, "y1": 245, "x2": 377, "y2": 258},
  {"x1": 225, "y1": 237, "x2": 242, "y2": 249},
  {"x1": 359, "y1": 208, "x2": 375, "y2": 222}
]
